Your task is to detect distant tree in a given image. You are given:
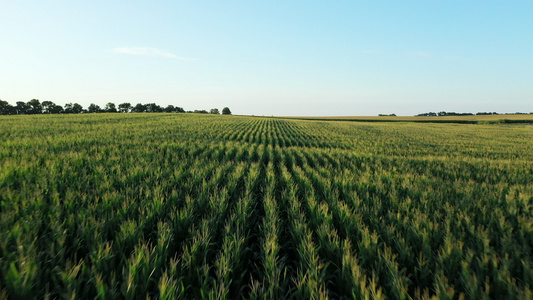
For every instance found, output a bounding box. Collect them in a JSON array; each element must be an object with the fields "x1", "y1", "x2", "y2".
[
  {"x1": 88, "y1": 103, "x2": 102, "y2": 113},
  {"x1": 64, "y1": 103, "x2": 73, "y2": 113},
  {"x1": 118, "y1": 103, "x2": 132, "y2": 113},
  {"x1": 15, "y1": 101, "x2": 28, "y2": 114},
  {"x1": 164, "y1": 105, "x2": 185, "y2": 112},
  {"x1": 194, "y1": 110, "x2": 208, "y2": 114},
  {"x1": 146, "y1": 103, "x2": 162, "y2": 112},
  {"x1": 222, "y1": 107, "x2": 231, "y2": 115},
  {"x1": 0, "y1": 100, "x2": 15, "y2": 115},
  {"x1": 132, "y1": 103, "x2": 146, "y2": 113},
  {"x1": 49, "y1": 104, "x2": 64, "y2": 114},
  {"x1": 164, "y1": 105, "x2": 176, "y2": 113},
  {"x1": 41, "y1": 101, "x2": 56, "y2": 114},
  {"x1": 26, "y1": 99, "x2": 42, "y2": 114},
  {"x1": 72, "y1": 103, "x2": 83, "y2": 113},
  {"x1": 64, "y1": 103, "x2": 83, "y2": 114},
  {"x1": 105, "y1": 102, "x2": 117, "y2": 113},
  {"x1": 210, "y1": 108, "x2": 220, "y2": 114},
  {"x1": 417, "y1": 111, "x2": 474, "y2": 117}
]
